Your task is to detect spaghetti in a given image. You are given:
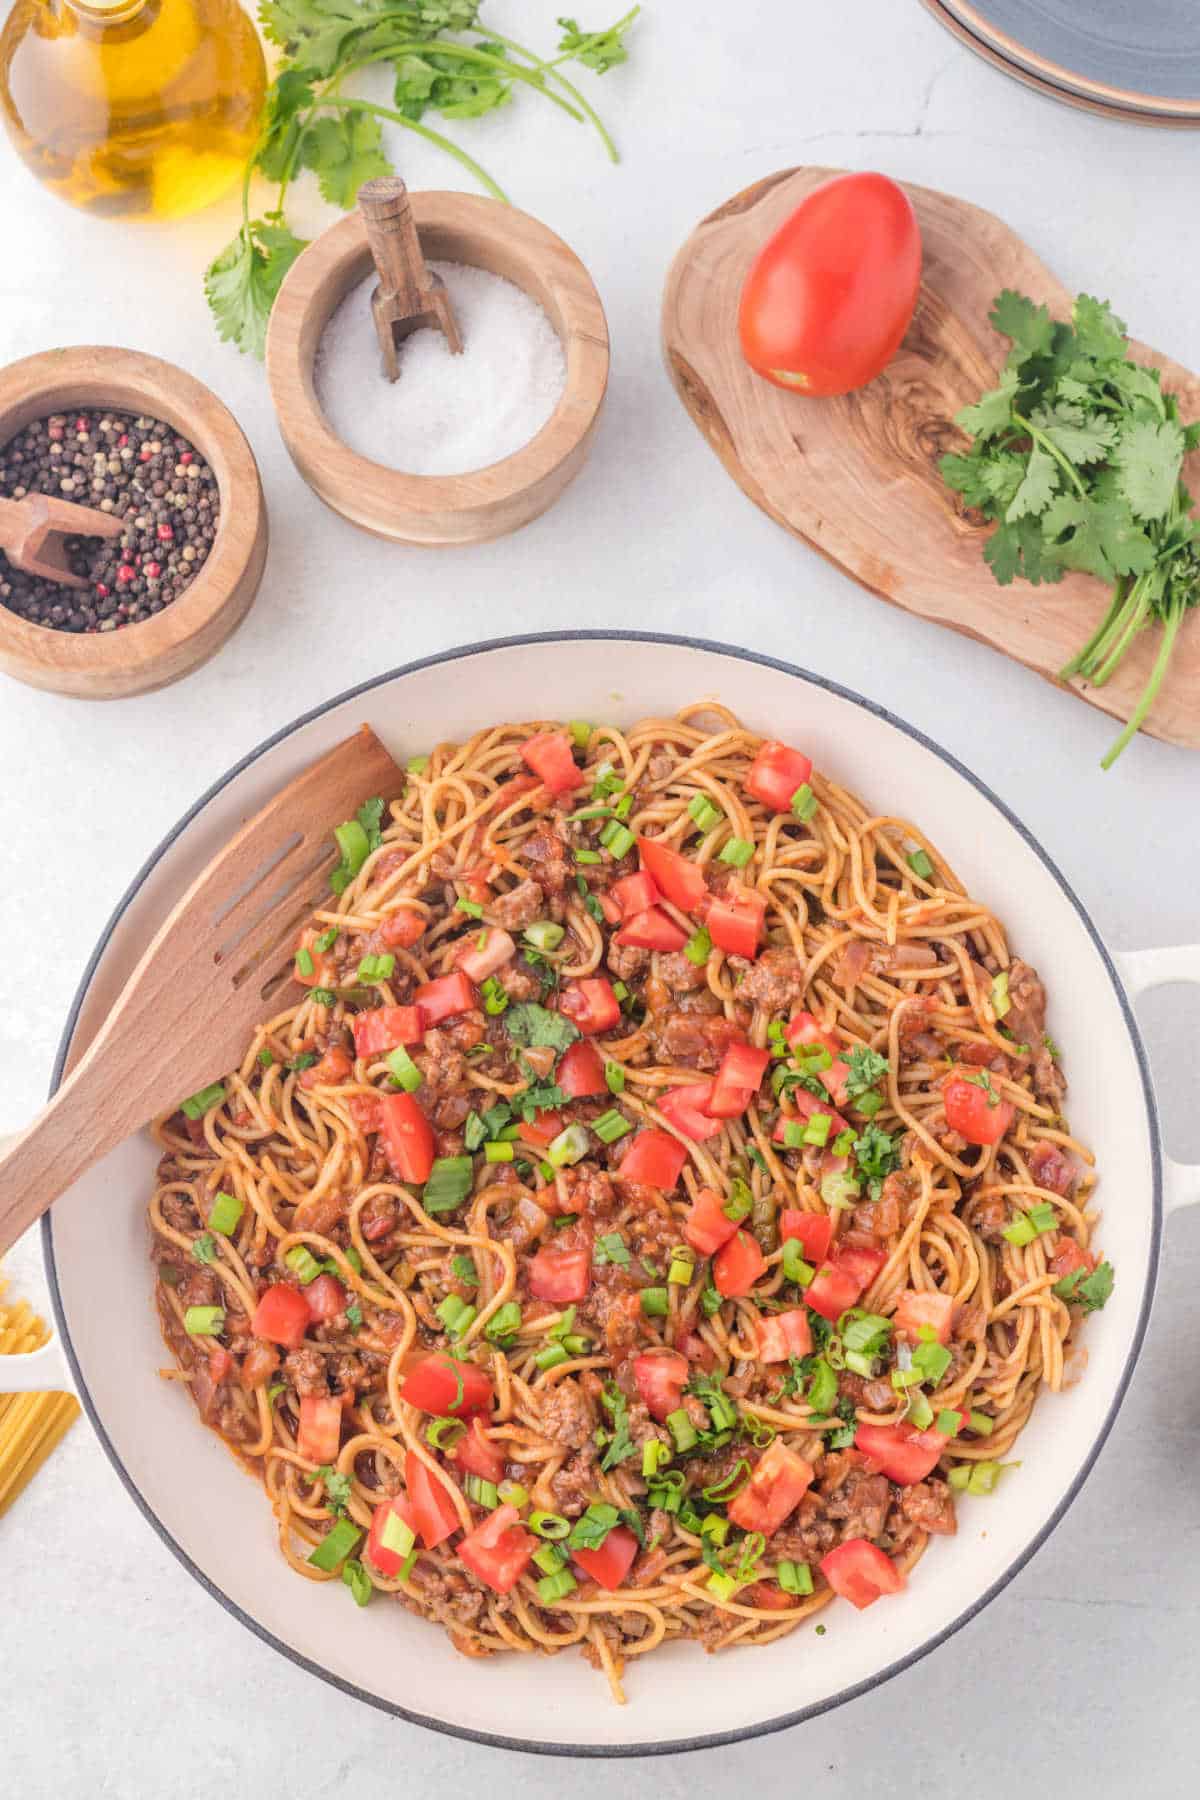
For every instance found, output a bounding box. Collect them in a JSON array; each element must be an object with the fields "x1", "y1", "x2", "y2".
[
  {"x1": 148, "y1": 706, "x2": 1112, "y2": 1702},
  {"x1": 0, "y1": 1268, "x2": 79, "y2": 1518}
]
